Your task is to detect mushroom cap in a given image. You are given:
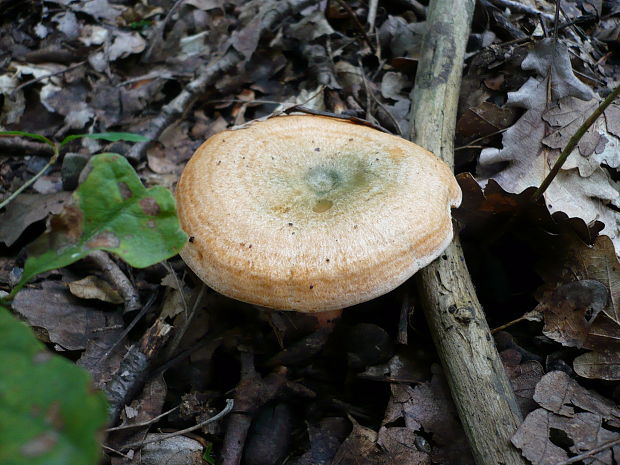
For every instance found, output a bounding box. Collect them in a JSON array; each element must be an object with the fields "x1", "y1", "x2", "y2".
[{"x1": 176, "y1": 115, "x2": 461, "y2": 312}]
